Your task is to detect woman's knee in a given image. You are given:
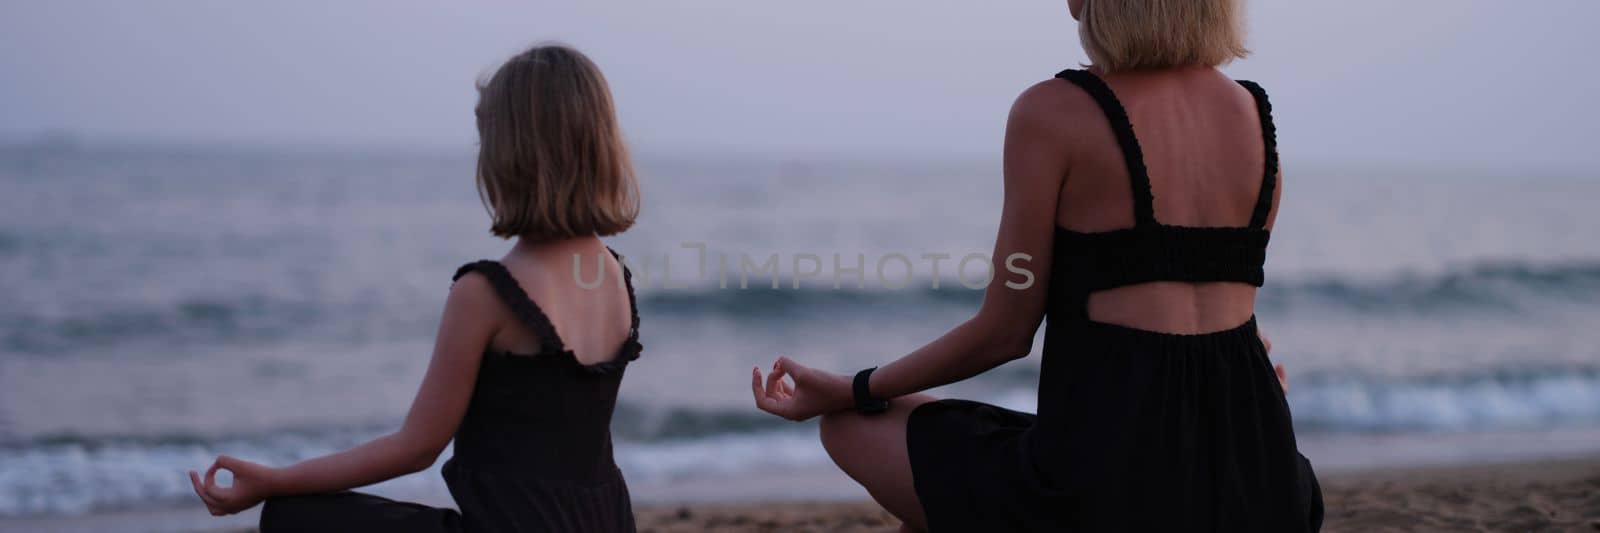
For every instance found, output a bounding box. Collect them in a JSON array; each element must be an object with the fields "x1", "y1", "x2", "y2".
[
  {"x1": 818, "y1": 410, "x2": 858, "y2": 458},
  {"x1": 820, "y1": 395, "x2": 936, "y2": 456}
]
